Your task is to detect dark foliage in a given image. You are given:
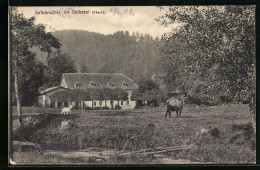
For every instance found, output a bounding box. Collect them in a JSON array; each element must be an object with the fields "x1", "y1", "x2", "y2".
[
  {"x1": 158, "y1": 6, "x2": 255, "y2": 104},
  {"x1": 138, "y1": 79, "x2": 159, "y2": 93},
  {"x1": 11, "y1": 51, "x2": 45, "y2": 106},
  {"x1": 131, "y1": 79, "x2": 167, "y2": 106},
  {"x1": 44, "y1": 52, "x2": 77, "y2": 88}
]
